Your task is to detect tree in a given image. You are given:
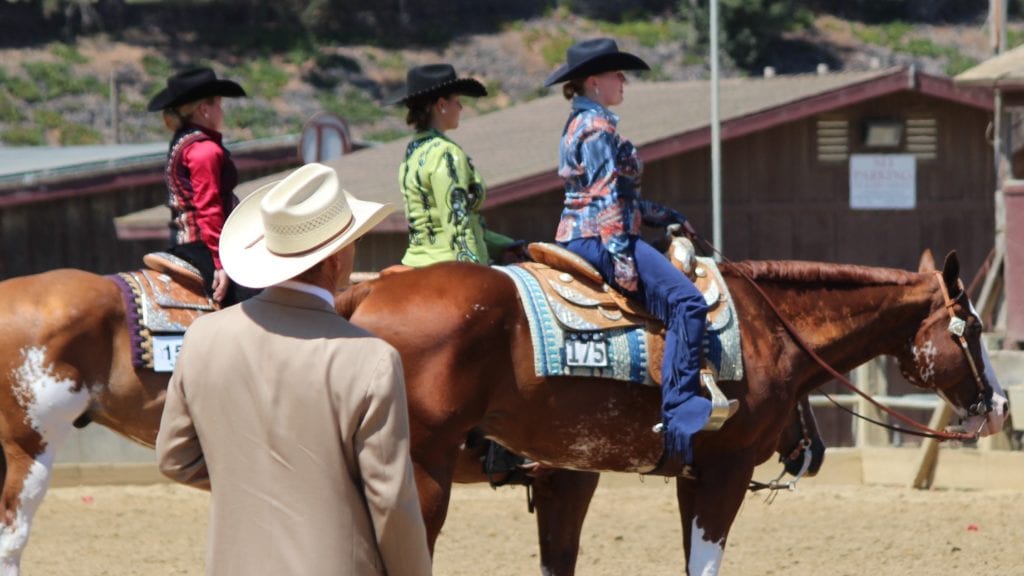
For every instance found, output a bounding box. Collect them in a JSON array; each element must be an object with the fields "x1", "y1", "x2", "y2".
[{"x1": 684, "y1": 0, "x2": 811, "y2": 70}]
